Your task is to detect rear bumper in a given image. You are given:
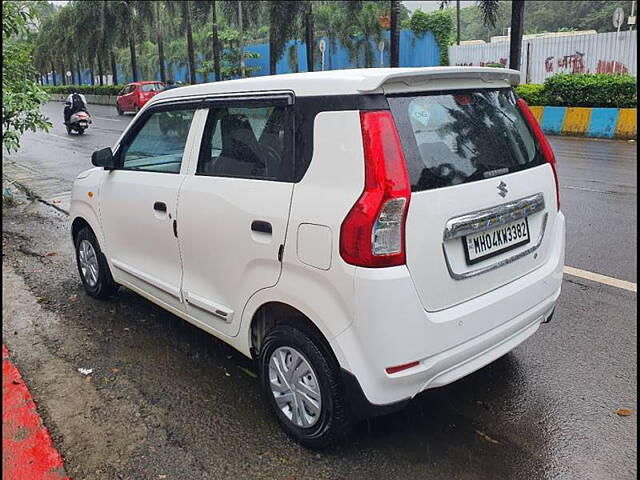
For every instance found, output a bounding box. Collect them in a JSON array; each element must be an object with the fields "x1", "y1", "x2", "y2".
[{"x1": 333, "y1": 212, "x2": 565, "y2": 409}]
